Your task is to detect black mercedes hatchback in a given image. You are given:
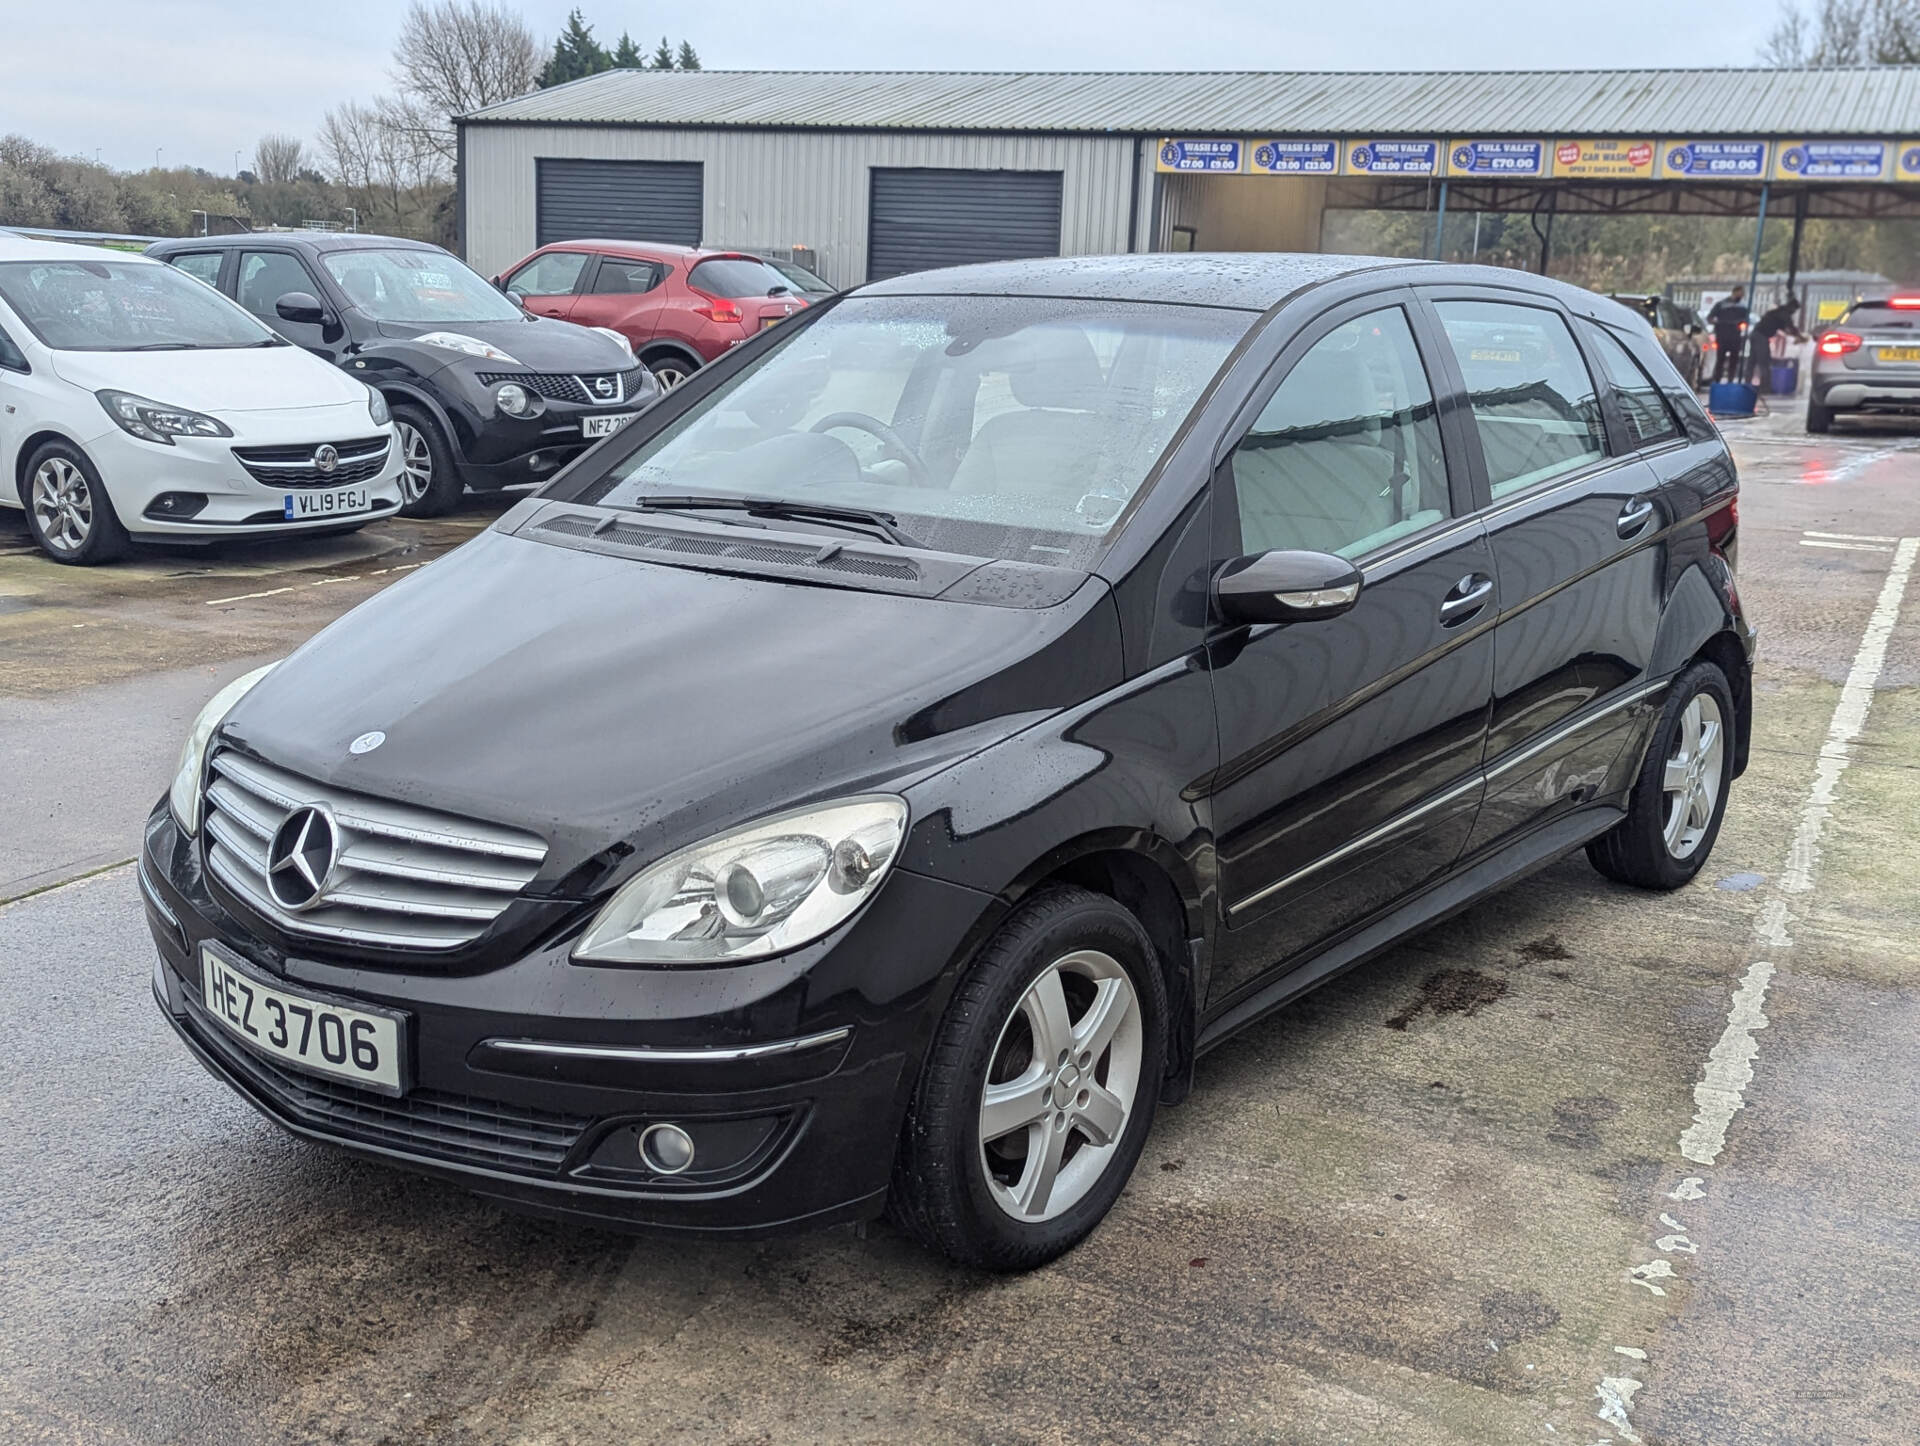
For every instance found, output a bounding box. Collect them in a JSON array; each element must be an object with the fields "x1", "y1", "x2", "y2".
[
  {"x1": 146, "y1": 233, "x2": 656, "y2": 516},
  {"x1": 144, "y1": 254, "x2": 1753, "y2": 1270}
]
